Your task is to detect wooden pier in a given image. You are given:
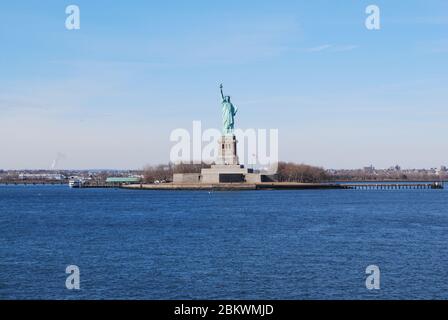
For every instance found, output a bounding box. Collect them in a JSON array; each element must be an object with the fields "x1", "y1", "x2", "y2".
[{"x1": 344, "y1": 182, "x2": 444, "y2": 190}]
